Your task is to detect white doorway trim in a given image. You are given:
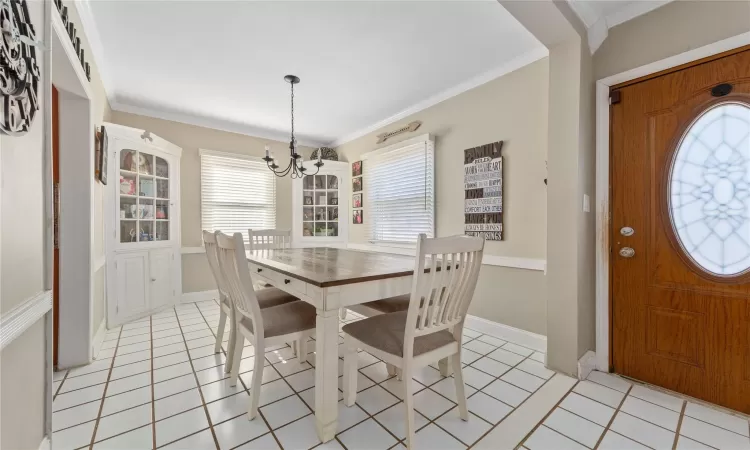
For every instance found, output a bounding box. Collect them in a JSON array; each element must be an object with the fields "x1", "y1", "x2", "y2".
[
  {"x1": 50, "y1": 9, "x2": 96, "y2": 370},
  {"x1": 595, "y1": 31, "x2": 750, "y2": 372}
]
